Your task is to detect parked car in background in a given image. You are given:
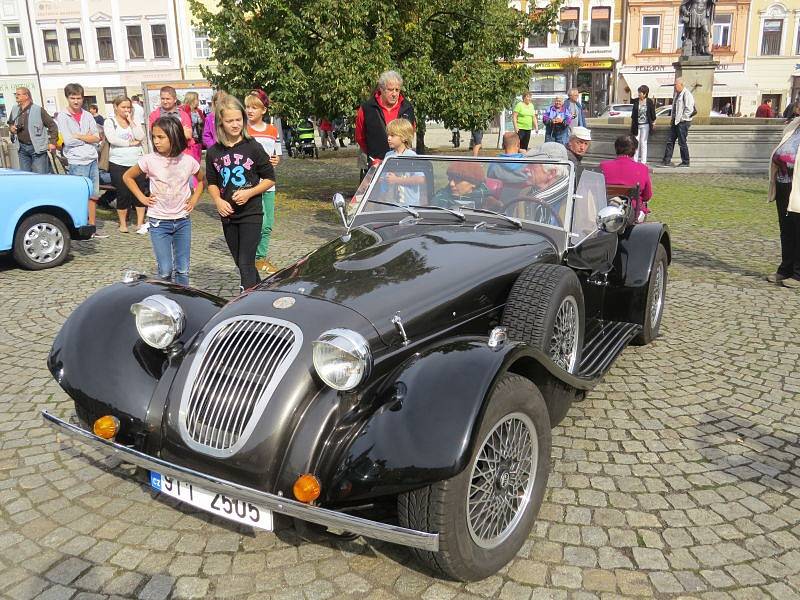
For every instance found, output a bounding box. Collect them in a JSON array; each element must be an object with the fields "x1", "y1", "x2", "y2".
[
  {"x1": 0, "y1": 168, "x2": 94, "y2": 269},
  {"x1": 44, "y1": 156, "x2": 671, "y2": 581},
  {"x1": 598, "y1": 103, "x2": 633, "y2": 119}
]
